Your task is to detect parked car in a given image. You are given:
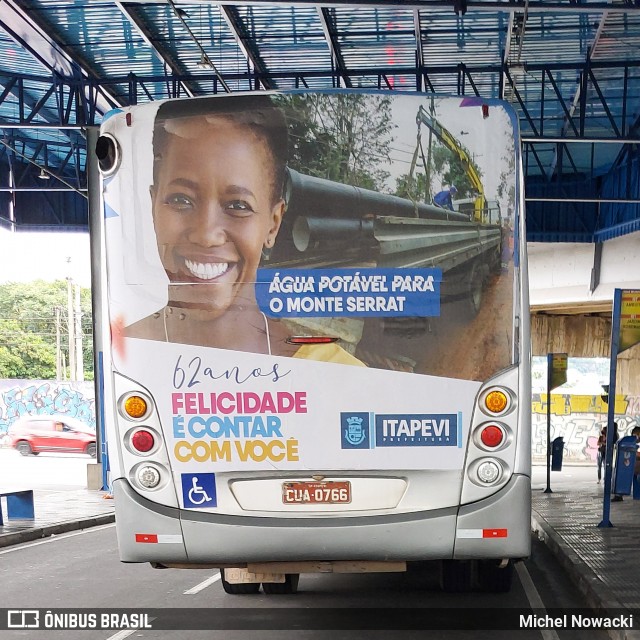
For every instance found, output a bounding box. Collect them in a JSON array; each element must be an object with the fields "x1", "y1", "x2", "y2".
[{"x1": 8, "y1": 415, "x2": 96, "y2": 457}]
